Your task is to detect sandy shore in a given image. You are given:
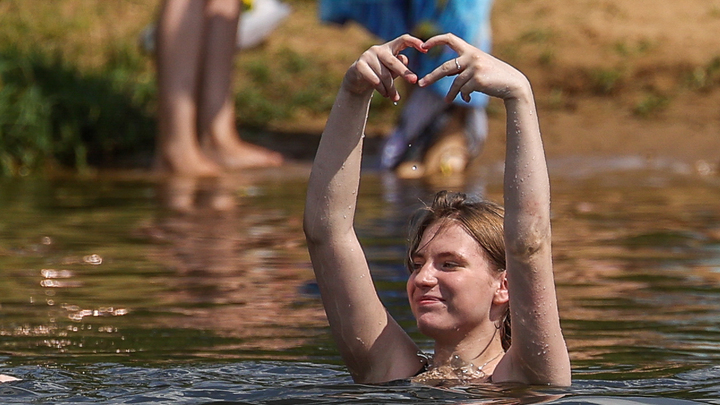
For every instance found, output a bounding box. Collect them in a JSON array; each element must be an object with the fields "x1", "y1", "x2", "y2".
[
  {"x1": 483, "y1": 0, "x2": 720, "y2": 168},
  {"x1": 271, "y1": 1, "x2": 720, "y2": 171}
]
